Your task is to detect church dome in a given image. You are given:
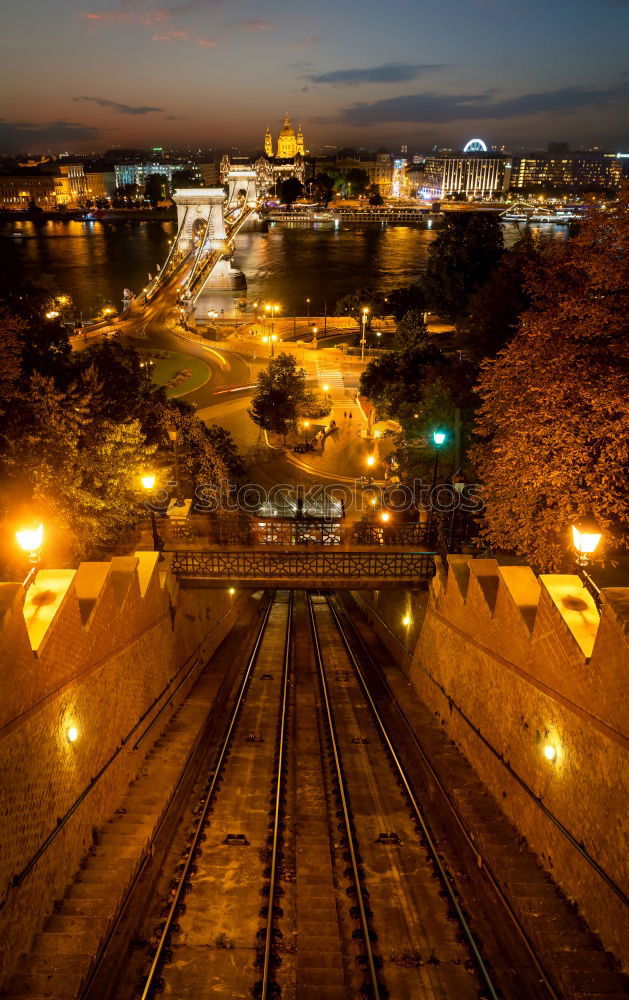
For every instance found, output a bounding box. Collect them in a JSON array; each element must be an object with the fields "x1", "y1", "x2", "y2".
[{"x1": 279, "y1": 116, "x2": 295, "y2": 138}]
